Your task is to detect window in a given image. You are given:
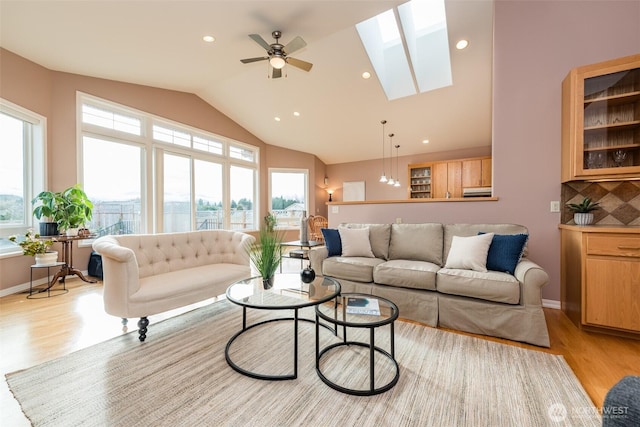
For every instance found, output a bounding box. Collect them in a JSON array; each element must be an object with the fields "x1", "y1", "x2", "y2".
[
  {"x1": 268, "y1": 169, "x2": 308, "y2": 229},
  {"x1": 82, "y1": 136, "x2": 143, "y2": 235},
  {"x1": 0, "y1": 99, "x2": 46, "y2": 254},
  {"x1": 162, "y1": 153, "x2": 191, "y2": 233},
  {"x1": 79, "y1": 93, "x2": 259, "y2": 235}
]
